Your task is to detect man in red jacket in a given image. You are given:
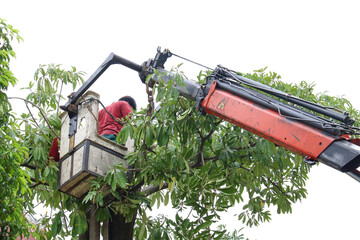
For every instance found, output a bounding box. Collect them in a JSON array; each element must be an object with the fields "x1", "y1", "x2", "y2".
[
  {"x1": 97, "y1": 96, "x2": 137, "y2": 237},
  {"x1": 98, "y1": 96, "x2": 137, "y2": 141}
]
